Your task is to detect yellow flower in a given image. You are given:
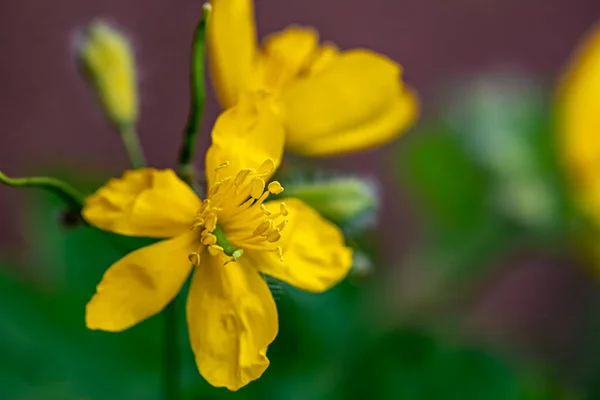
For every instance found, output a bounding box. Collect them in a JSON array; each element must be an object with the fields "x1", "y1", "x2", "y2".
[
  {"x1": 82, "y1": 94, "x2": 352, "y2": 391},
  {"x1": 78, "y1": 21, "x2": 138, "y2": 127},
  {"x1": 557, "y1": 23, "x2": 600, "y2": 226},
  {"x1": 207, "y1": 0, "x2": 418, "y2": 156}
]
